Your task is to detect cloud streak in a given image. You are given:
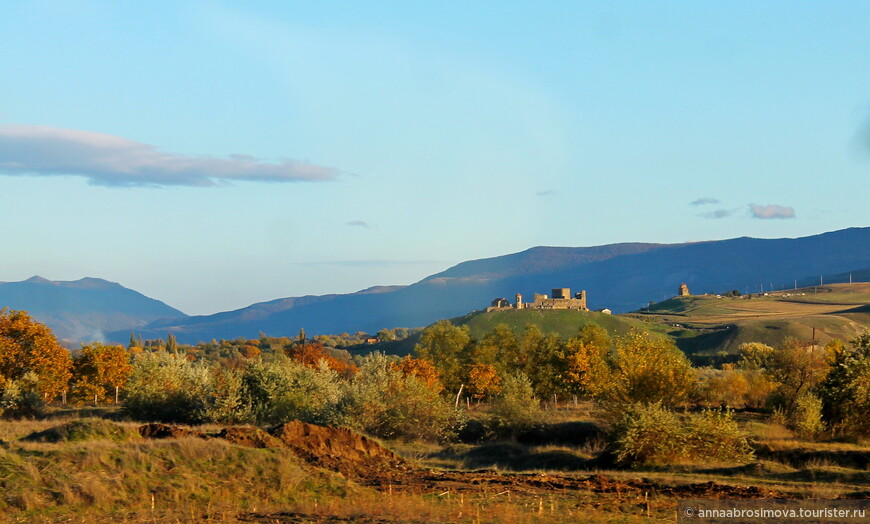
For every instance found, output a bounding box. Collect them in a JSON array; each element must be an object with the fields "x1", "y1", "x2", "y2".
[
  {"x1": 346, "y1": 220, "x2": 374, "y2": 229},
  {"x1": 0, "y1": 124, "x2": 339, "y2": 187},
  {"x1": 700, "y1": 208, "x2": 734, "y2": 219},
  {"x1": 691, "y1": 197, "x2": 720, "y2": 206},
  {"x1": 749, "y1": 204, "x2": 795, "y2": 219}
]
